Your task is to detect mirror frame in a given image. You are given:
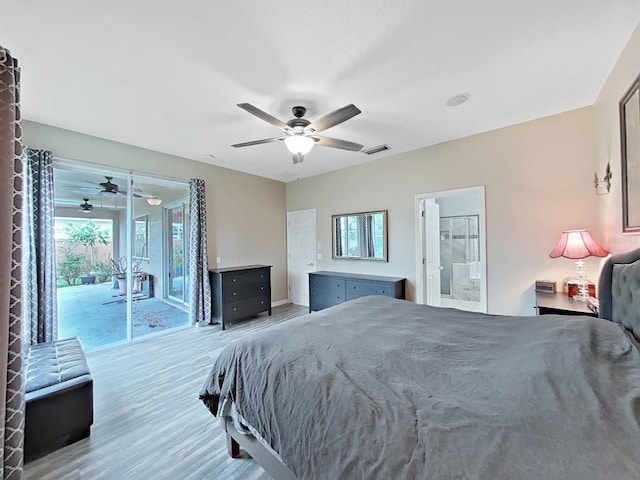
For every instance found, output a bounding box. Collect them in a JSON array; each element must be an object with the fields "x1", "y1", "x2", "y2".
[{"x1": 331, "y1": 210, "x2": 388, "y2": 261}]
